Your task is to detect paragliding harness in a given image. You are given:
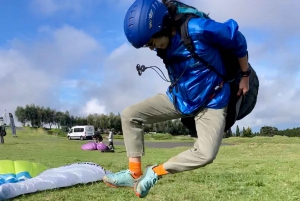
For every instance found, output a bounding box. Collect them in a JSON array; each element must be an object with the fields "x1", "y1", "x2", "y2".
[
  {"x1": 100, "y1": 146, "x2": 115, "y2": 153},
  {"x1": 136, "y1": 1, "x2": 259, "y2": 132}
]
